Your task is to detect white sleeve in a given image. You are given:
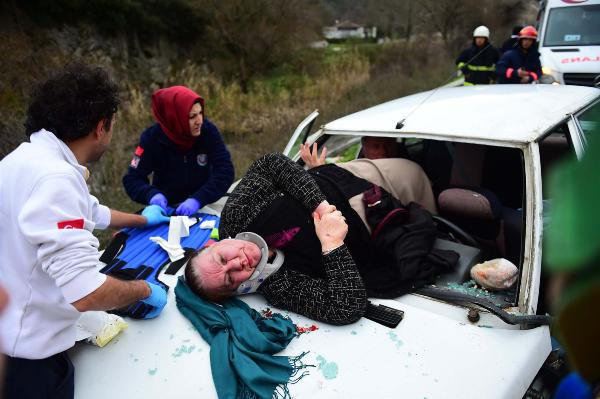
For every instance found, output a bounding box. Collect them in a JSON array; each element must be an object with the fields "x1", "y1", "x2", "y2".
[
  {"x1": 18, "y1": 173, "x2": 107, "y2": 303},
  {"x1": 89, "y1": 194, "x2": 111, "y2": 230}
]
